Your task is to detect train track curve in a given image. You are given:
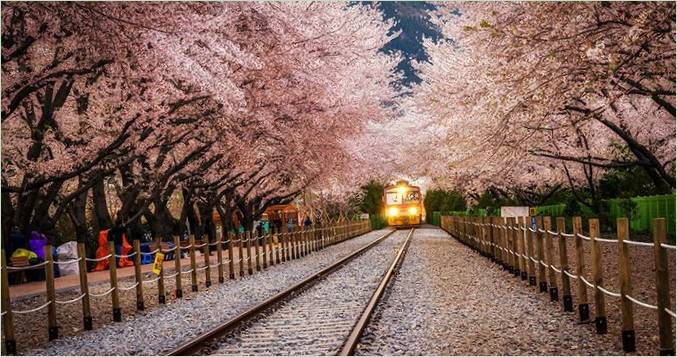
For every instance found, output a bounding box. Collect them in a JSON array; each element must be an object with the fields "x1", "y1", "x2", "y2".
[{"x1": 168, "y1": 228, "x2": 414, "y2": 356}]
